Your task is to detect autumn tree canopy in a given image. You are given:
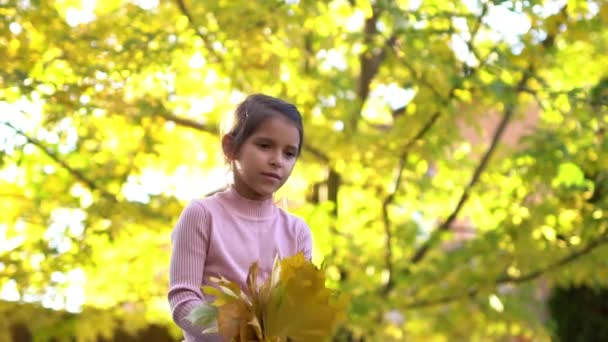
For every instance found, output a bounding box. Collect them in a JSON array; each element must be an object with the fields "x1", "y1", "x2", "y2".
[{"x1": 1, "y1": 0, "x2": 607, "y2": 341}]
